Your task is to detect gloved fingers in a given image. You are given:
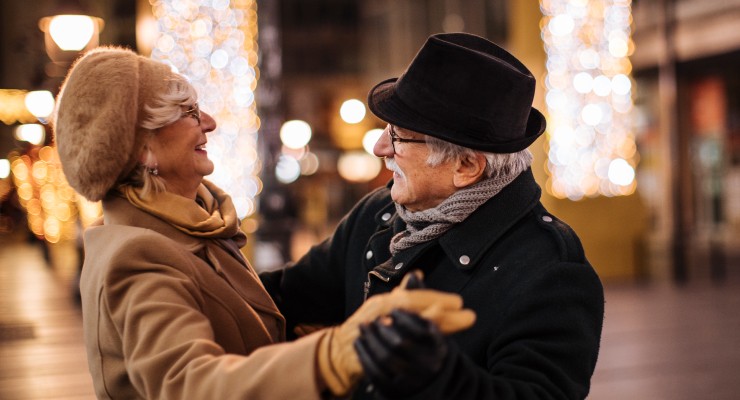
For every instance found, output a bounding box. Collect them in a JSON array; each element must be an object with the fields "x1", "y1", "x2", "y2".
[
  {"x1": 389, "y1": 309, "x2": 440, "y2": 341},
  {"x1": 400, "y1": 270, "x2": 425, "y2": 289},
  {"x1": 355, "y1": 323, "x2": 405, "y2": 383},
  {"x1": 390, "y1": 289, "x2": 464, "y2": 312},
  {"x1": 420, "y1": 303, "x2": 476, "y2": 334},
  {"x1": 355, "y1": 289, "x2": 464, "y2": 326},
  {"x1": 388, "y1": 310, "x2": 449, "y2": 365},
  {"x1": 375, "y1": 316, "x2": 405, "y2": 348},
  {"x1": 353, "y1": 325, "x2": 391, "y2": 382},
  {"x1": 357, "y1": 314, "x2": 449, "y2": 398}
]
